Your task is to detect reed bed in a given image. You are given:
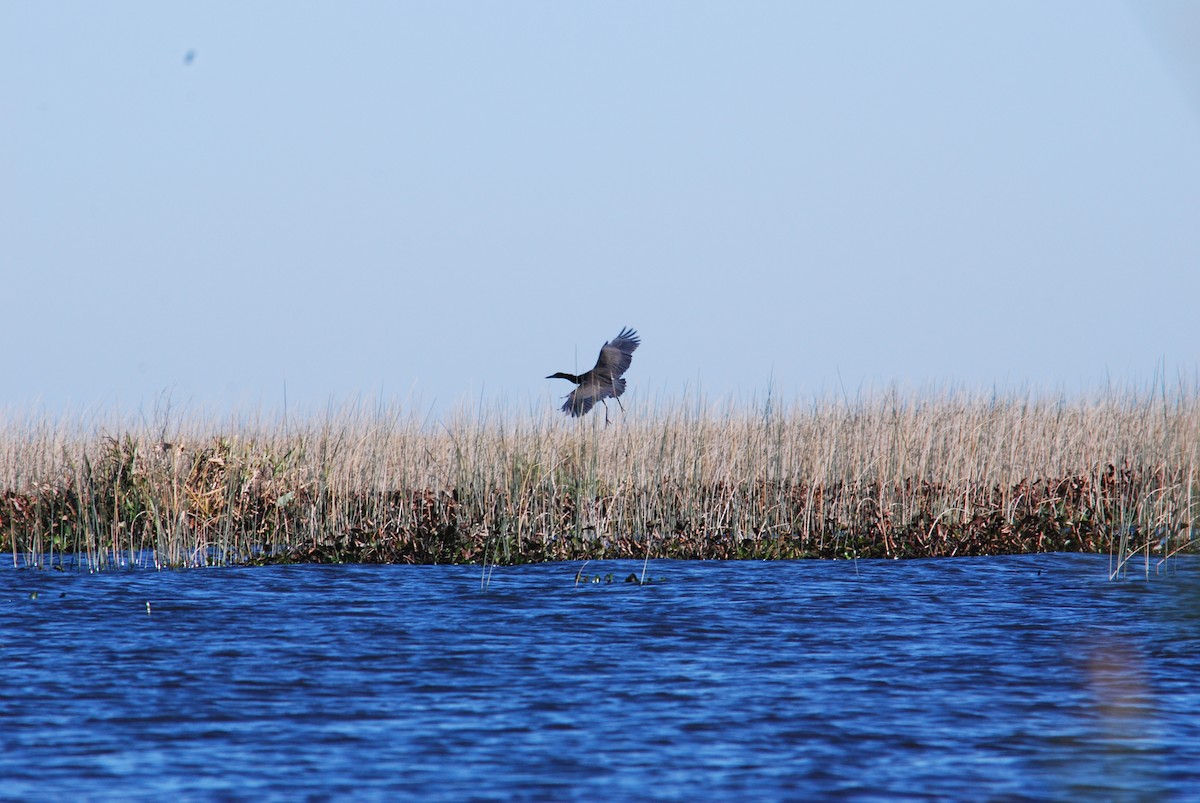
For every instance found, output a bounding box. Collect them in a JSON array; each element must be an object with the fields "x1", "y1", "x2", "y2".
[{"x1": 3, "y1": 386, "x2": 1198, "y2": 572}]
